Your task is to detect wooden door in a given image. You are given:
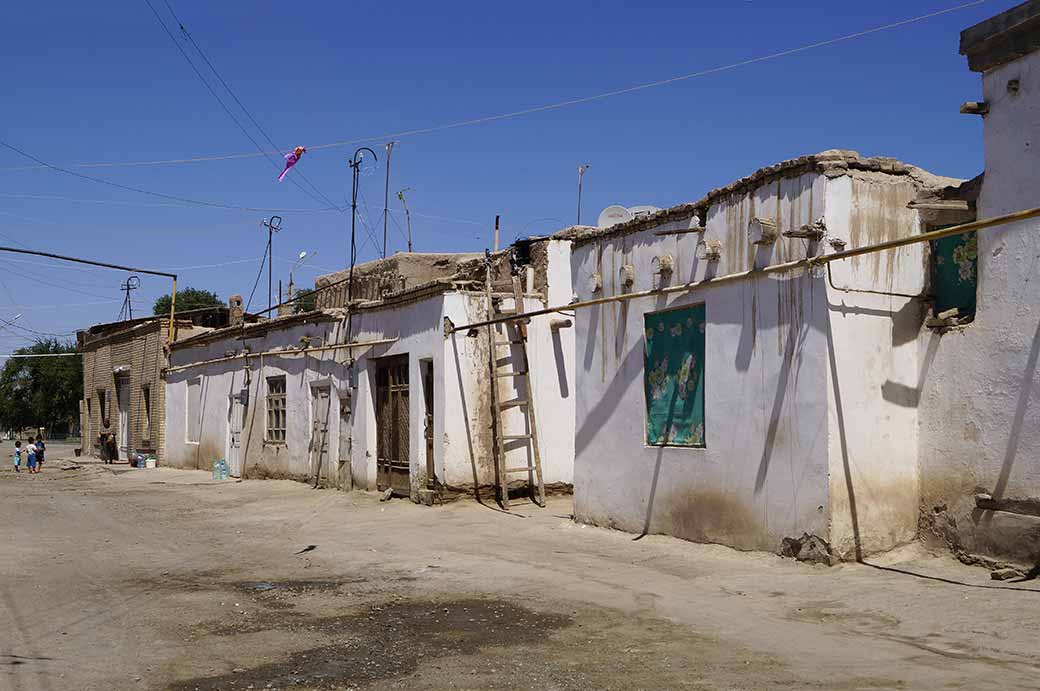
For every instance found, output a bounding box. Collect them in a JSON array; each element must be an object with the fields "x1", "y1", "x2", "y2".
[
  {"x1": 227, "y1": 391, "x2": 246, "y2": 477},
  {"x1": 376, "y1": 355, "x2": 410, "y2": 495},
  {"x1": 115, "y1": 374, "x2": 130, "y2": 461},
  {"x1": 310, "y1": 385, "x2": 332, "y2": 484}
]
